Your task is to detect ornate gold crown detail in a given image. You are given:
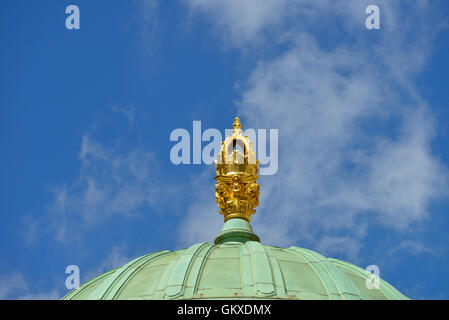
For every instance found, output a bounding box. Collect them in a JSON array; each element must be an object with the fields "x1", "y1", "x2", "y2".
[{"x1": 214, "y1": 117, "x2": 260, "y2": 222}]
